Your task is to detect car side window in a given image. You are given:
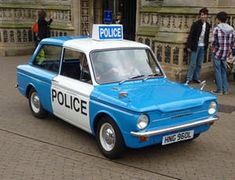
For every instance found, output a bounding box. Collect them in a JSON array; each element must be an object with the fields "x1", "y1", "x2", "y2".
[
  {"x1": 61, "y1": 48, "x2": 91, "y2": 84},
  {"x1": 33, "y1": 45, "x2": 61, "y2": 73}
]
